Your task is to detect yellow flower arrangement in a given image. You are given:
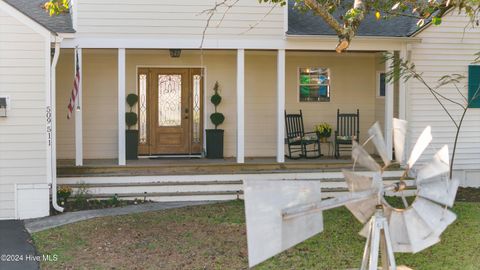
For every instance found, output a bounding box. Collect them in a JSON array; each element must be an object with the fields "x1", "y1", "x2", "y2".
[{"x1": 314, "y1": 122, "x2": 332, "y2": 138}]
